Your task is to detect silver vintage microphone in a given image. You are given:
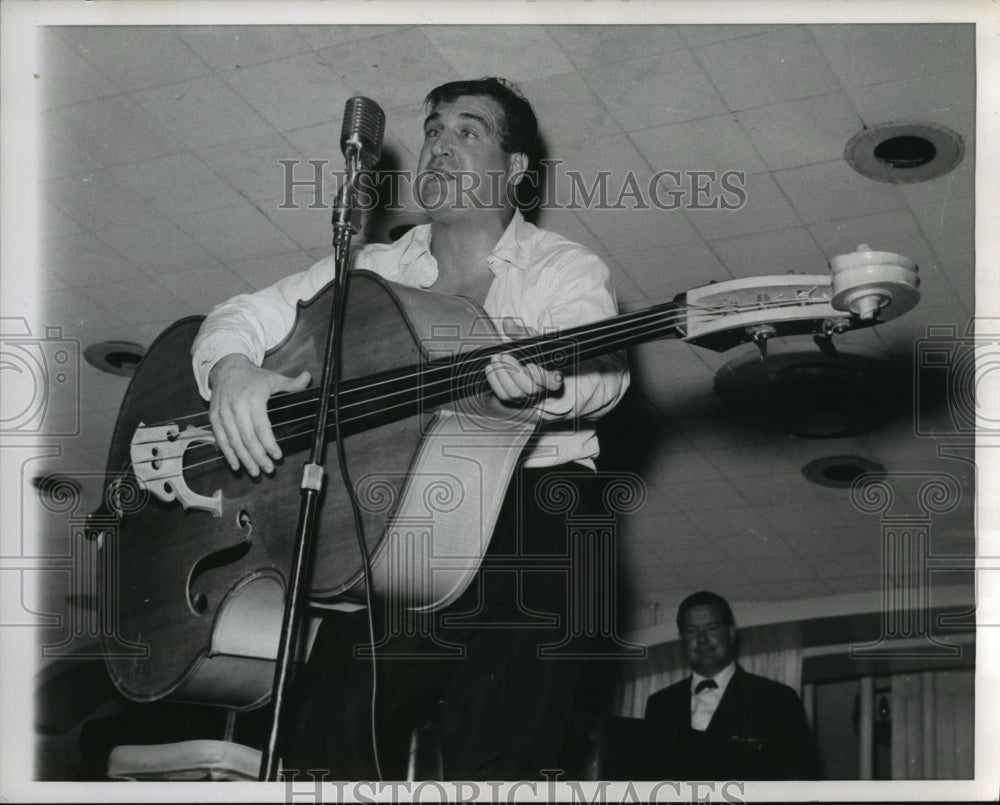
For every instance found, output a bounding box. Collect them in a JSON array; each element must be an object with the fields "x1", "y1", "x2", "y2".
[{"x1": 340, "y1": 96, "x2": 385, "y2": 169}]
